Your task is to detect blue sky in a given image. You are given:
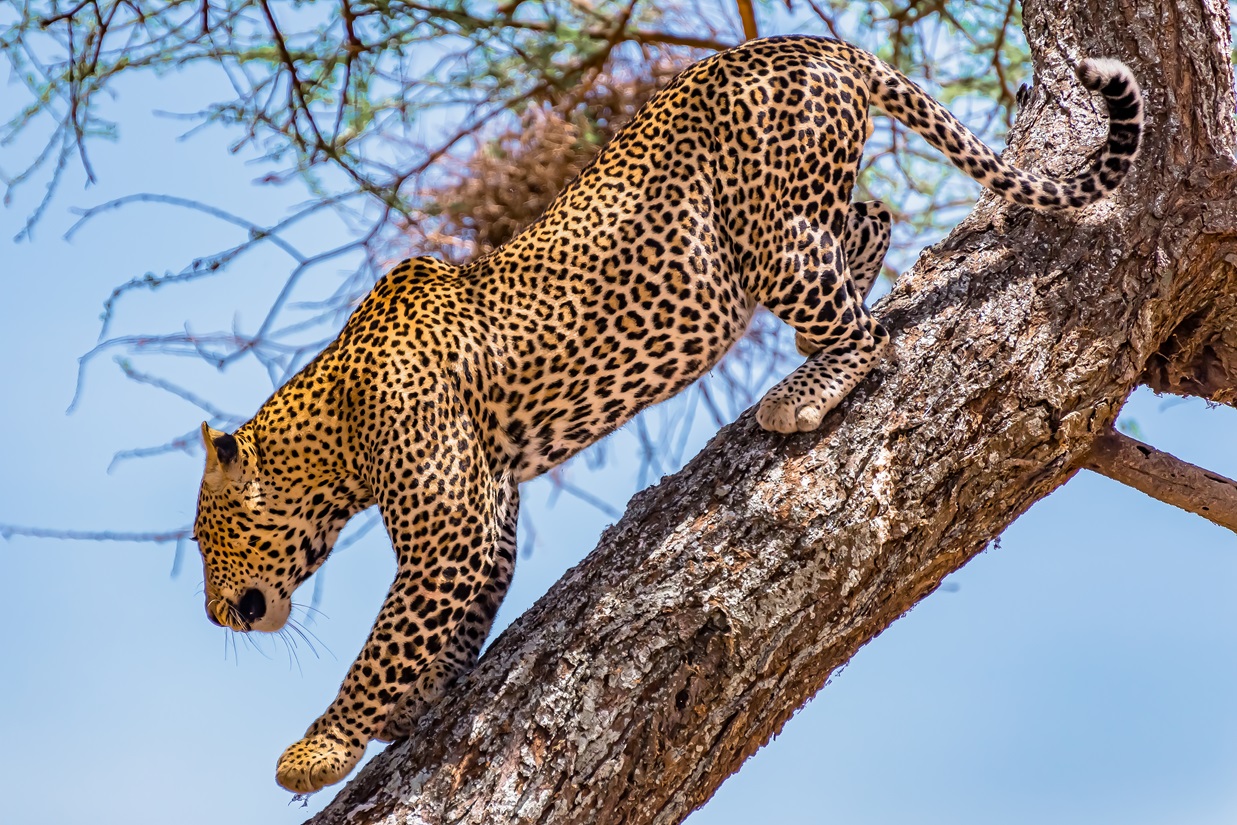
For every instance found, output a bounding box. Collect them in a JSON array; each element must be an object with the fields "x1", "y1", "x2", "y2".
[{"x1": 1, "y1": 17, "x2": 1235, "y2": 825}]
